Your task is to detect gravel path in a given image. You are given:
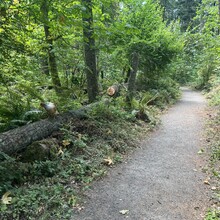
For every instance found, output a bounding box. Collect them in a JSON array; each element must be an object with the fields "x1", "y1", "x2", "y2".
[{"x1": 72, "y1": 88, "x2": 210, "y2": 220}]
